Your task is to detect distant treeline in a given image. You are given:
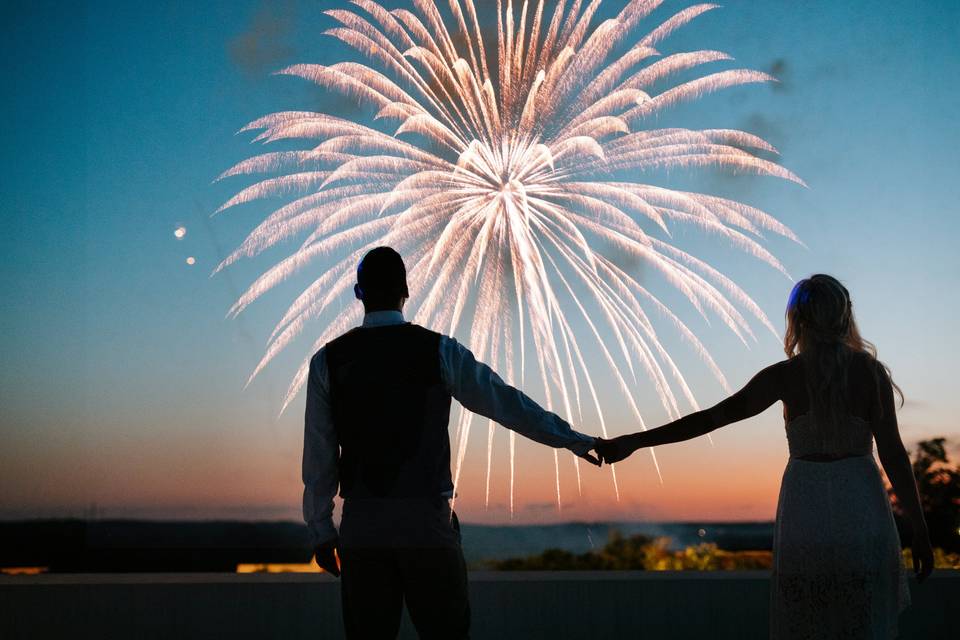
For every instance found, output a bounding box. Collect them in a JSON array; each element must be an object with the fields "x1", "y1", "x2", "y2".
[
  {"x1": 489, "y1": 531, "x2": 960, "y2": 571},
  {"x1": 489, "y1": 532, "x2": 774, "y2": 571},
  {"x1": 0, "y1": 520, "x2": 312, "y2": 572}
]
